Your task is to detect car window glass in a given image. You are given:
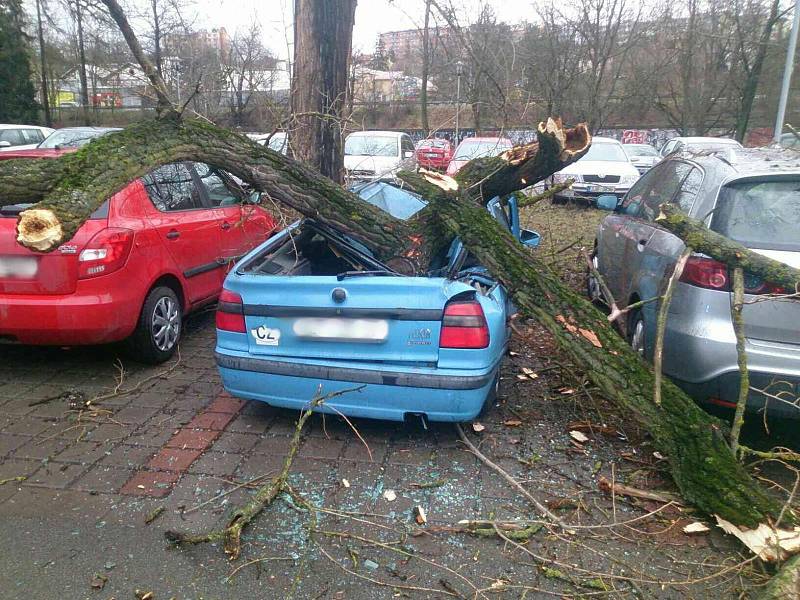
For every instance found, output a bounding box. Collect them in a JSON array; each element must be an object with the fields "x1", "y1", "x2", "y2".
[
  {"x1": 142, "y1": 163, "x2": 203, "y2": 212},
  {"x1": 23, "y1": 129, "x2": 44, "y2": 144},
  {"x1": 489, "y1": 201, "x2": 511, "y2": 230},
  {"x1": 193, "y1": 162, "x2": 244, "y2": 207},
  {"x1": 674, "y1": 166, "x2": 703, "y2": 213},
  {"x1": 401, "y1": 136, "x2": 415, "y2": 154},
  {"x1": 637, "y1": 161, "x2": 692, "y2": 221},
  {"x1": 0, "y1": 129, "x2": 25, "y2": 146},
  {"x1": 621, "y1": 164, "x2": 662, "y2": 216}
]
